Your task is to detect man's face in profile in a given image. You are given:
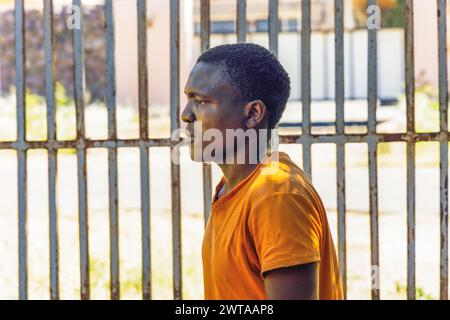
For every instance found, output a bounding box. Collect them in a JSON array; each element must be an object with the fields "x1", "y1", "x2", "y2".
[{"x1": 182, "y1": 62, "x2": 245, "y2": 162}]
